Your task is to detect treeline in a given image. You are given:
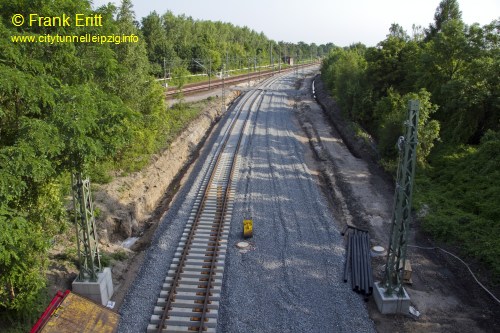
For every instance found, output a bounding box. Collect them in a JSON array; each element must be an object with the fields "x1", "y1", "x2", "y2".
[
  {"x1": 141, "y1": 10, "x2": 334, "y2": 77},
  {"x1": 321, "y1": 0, "x2": 499, "y2": 278}
]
